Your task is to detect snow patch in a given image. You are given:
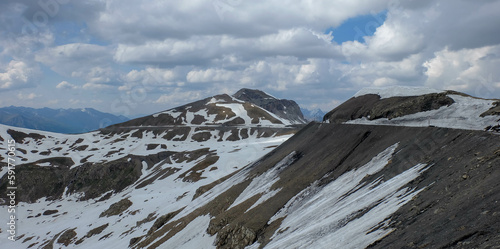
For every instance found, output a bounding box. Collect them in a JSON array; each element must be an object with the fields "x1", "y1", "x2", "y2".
[
  {"x1": 265, "y1": 143, "x2": 430, "y2": 249},
  {"x1": 229, "y1": 152, "x2": 297, "y2": 211},
  {"x1": 159, "y1": 215, "x2": 215, "y2": 249},
  {"x1": 346, "y1": 94, "x2": 499, "y2": 130}
]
